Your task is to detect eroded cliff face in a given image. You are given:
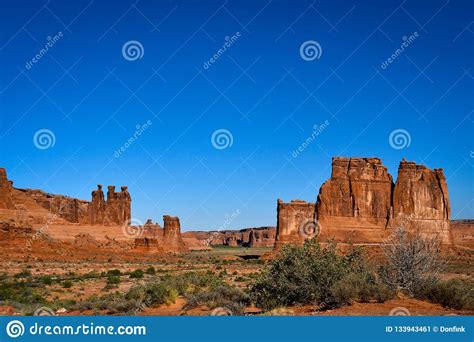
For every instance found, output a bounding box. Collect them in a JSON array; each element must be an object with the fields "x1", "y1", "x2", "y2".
[
  {"x1": 274, "y1": 199, "x2": 316, "y2": 250},
  {"x1": 274, "y1": 157, "x2": 453, "y2": 249},
  {"x1": 392, "y1": 160, "x2": 451, "y2": 243},
  {"x1": 317, "y1": 158, "x2": 392, "y2": 220},
  {"x1": 0, "y1": 169, "x2": 131, "y2": 226},
  {"x1": 162, "y1": 215, "x2": 188, "y2": 252},
  {"x1": 0, "y1": 168, "x2": 15, "y2": 210}
]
